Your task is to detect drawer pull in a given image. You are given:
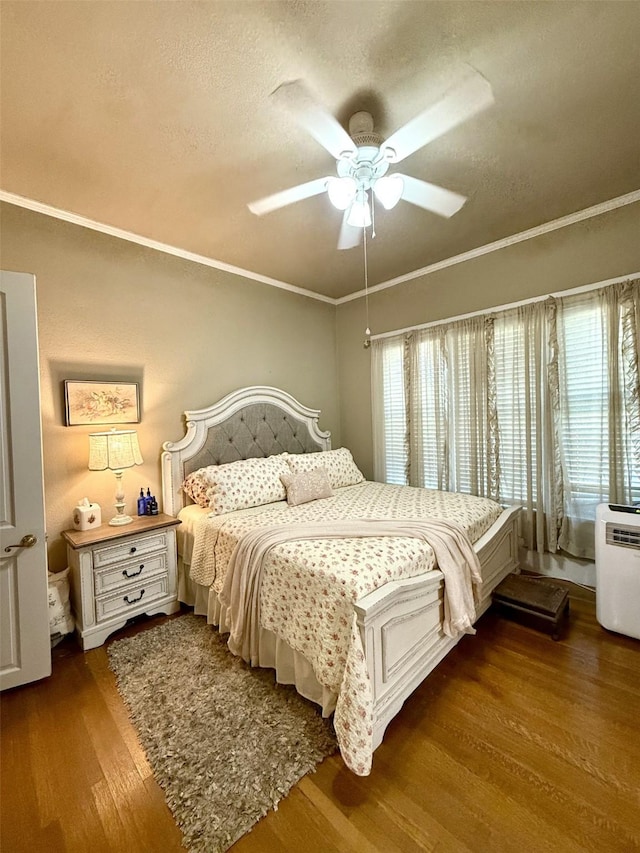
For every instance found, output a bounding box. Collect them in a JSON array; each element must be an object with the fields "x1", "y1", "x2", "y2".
[
  {"x1": 123, "y1": 565, "x2": 144, "y2": 579},
  {"x1": 124, "y1": 589, "x2": 145, "y2": 605},
  {"x1": 130, "y1": 546, "x2": 137, "y2": 554}
]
